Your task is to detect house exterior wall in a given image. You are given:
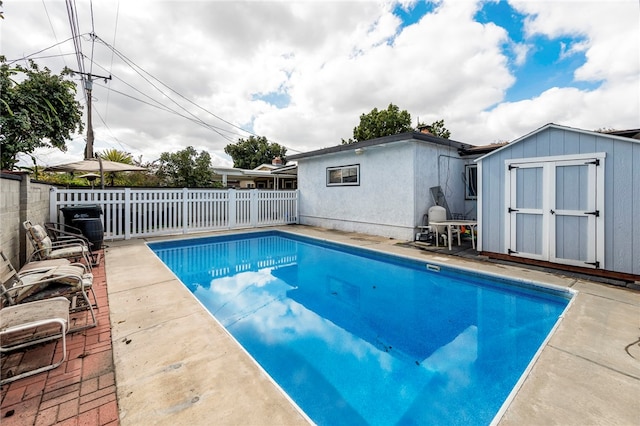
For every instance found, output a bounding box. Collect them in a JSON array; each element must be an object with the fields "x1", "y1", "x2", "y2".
[
  {"x1": 297, "y1": 139, "x2": 465, "y2": 241},
  {"x1": 478, "y1": 126, "x2": 640, "y2": 275}
]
